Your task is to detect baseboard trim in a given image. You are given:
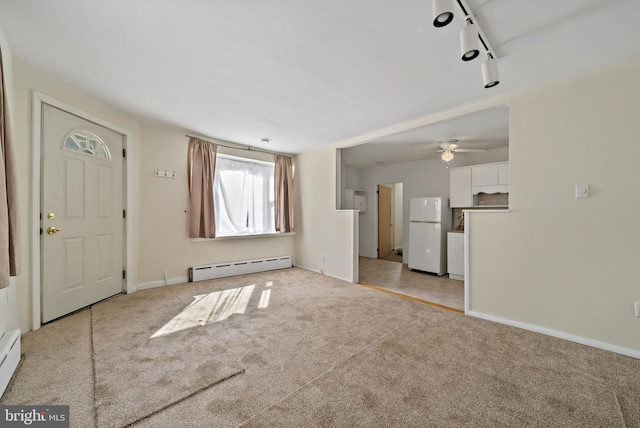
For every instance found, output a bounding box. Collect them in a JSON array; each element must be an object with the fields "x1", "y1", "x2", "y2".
[
  {"x1": 468, "y1": 310, "x2": 640, "y2": 359},
  {"x1": 137, "y1": 277, "x2": 189, "y2": 291},
  {"x1": 294, "y1": 265, "x2": 351, "y2": 283}
]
